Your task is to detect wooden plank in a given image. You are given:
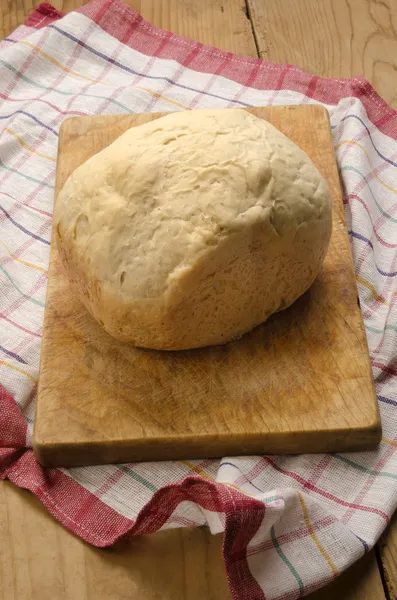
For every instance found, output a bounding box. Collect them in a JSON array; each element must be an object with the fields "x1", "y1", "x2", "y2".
[
  {"x1": 1, "y1": 0, "x2": 257, "y2": 57},
  {"x1": 1, "y1": 478, "x2": 386, "y2": 600},
  {"x1": 0, "y1": 1, "x2": 140, "y2": 38},
  {"x1": 0, "y1": 480, "x2": 231, "y2": 600},
  {"x1": 33, "y1": 105, "x2": 380, "y2": 467},
  {"x1": 138, "y1": 0, "x2": 257, "y2": 55},
  {"x1": 246, "y1": 0, "x2": 397, "y2": 109},
  {"x1": 0, "y1": 479, "x2": 388, "y2": 600}
]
